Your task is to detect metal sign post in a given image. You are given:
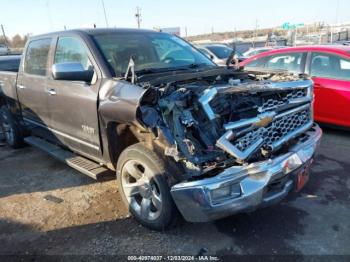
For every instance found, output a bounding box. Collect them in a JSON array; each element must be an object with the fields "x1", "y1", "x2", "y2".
[
  {"x1": 281, "y1": 22, "x2": 304, "y2": 46},
  {"x1": 1, "y1": 24, "x2": 9, "y2": 48}
]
